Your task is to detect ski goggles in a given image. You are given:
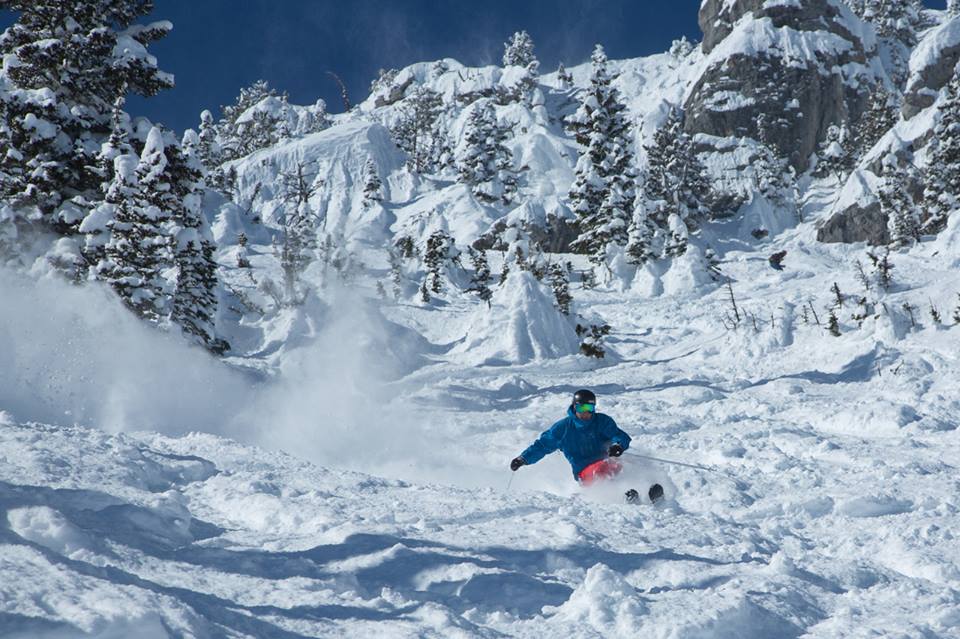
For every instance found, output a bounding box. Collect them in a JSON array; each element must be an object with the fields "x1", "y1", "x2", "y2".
[{"x1": 574, "y1": 403, "x2": 596, "y2": 413}]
